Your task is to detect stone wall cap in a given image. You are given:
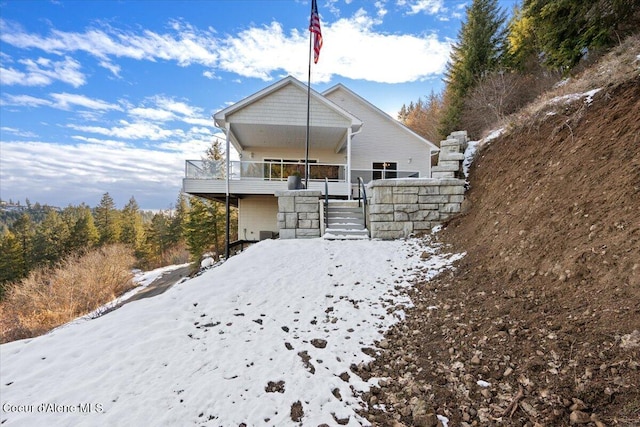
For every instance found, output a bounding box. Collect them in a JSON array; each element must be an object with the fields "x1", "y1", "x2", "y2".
[
  {"x1": 369, "y1": 178, "x2": 465, "y2": 187},
  {"x1": 274, "y1": 190, "x2": 322, "y2": 197}
]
